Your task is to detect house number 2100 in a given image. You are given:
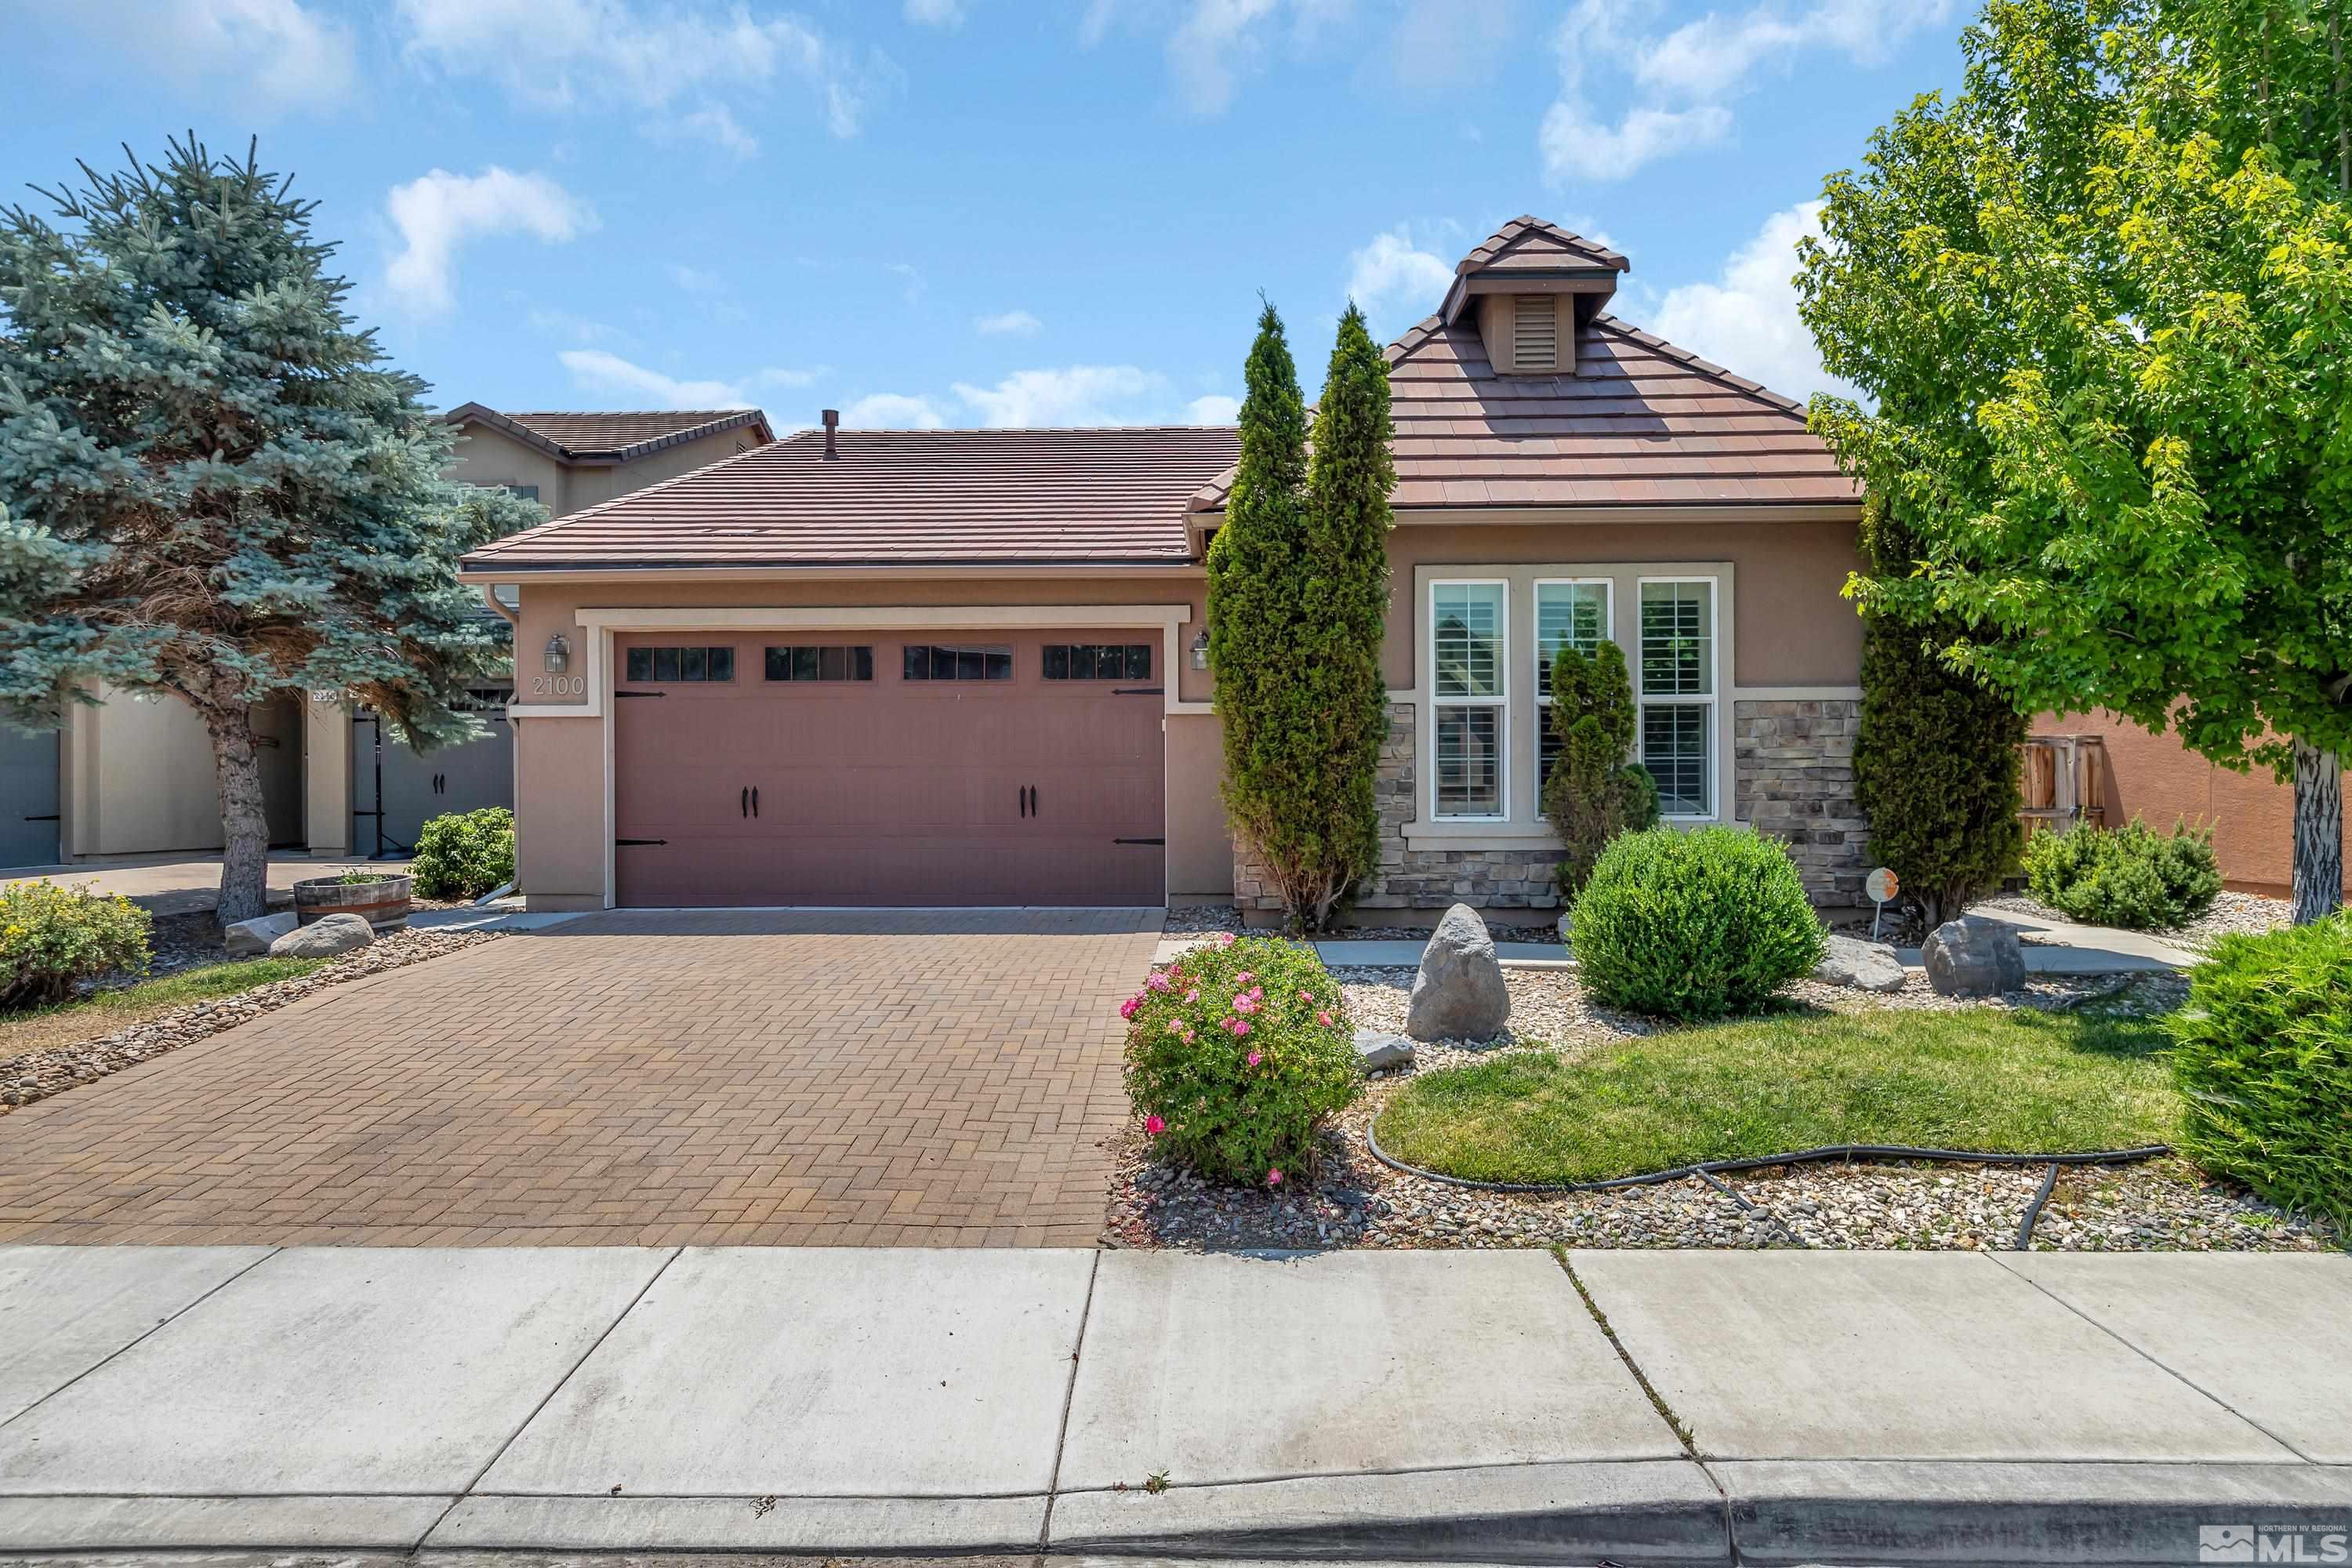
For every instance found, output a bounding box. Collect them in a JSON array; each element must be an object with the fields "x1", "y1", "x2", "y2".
[{"x1": 531, "y1": 675, "x2": 586, "y2": 696}]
